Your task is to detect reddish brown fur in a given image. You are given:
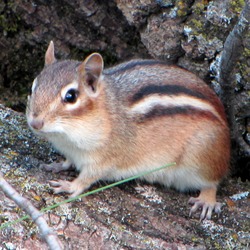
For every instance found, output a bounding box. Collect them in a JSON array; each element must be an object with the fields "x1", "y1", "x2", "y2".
[{"x1": 27, "y1": 43, "x2": 230, "y2": 220}]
